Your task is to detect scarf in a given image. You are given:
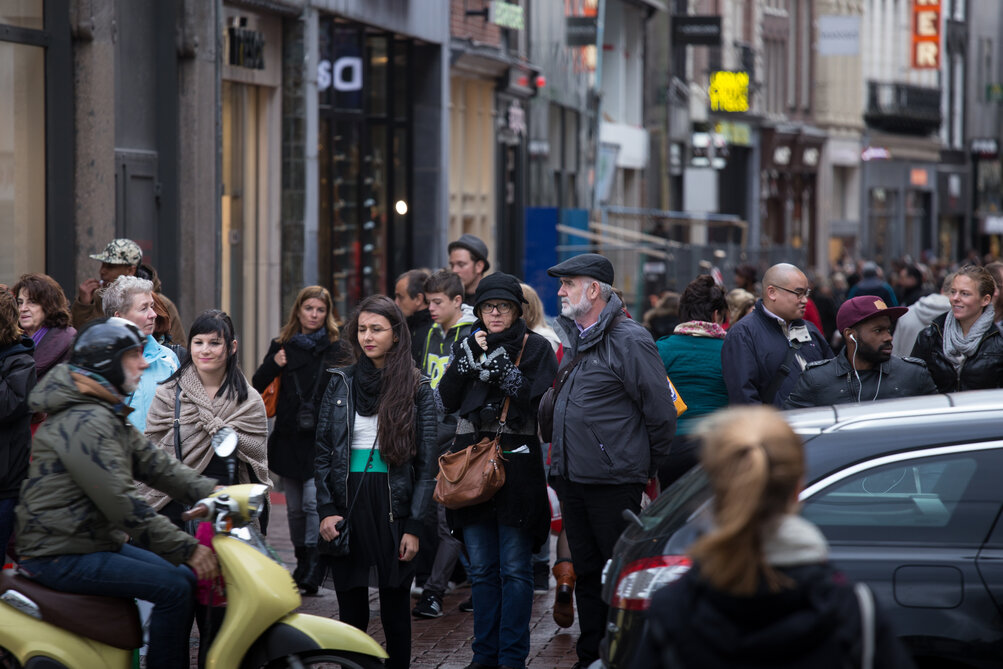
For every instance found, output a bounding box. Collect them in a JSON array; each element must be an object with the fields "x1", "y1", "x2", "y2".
[
  {"x1": 673, "y1": 321, "x2": 727, "y2": 339},
  {"x1": 140, "y1": 365, "x2": 270, "y2": 511},
  {"x1": 482, "y1": 317, "x2": 528, "y2": 359},
  {"x1": 288, "y1": 328, "x2": 328, "y2": 352},
  {"x1": 942, "y1": 305, "x2": 996, "y2": 368},
  {"x1": 31, "y1": 327, "x2": 50, "y2": 346},
  {"x1": 352, "y1": 354, "x2": 384, "y2": 417}
]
